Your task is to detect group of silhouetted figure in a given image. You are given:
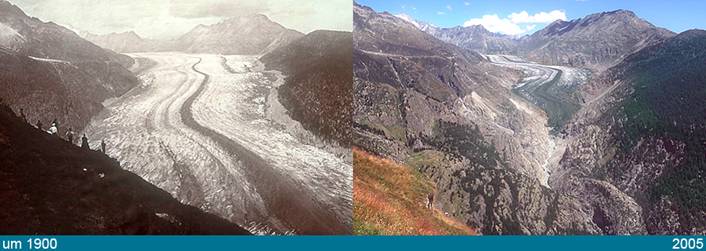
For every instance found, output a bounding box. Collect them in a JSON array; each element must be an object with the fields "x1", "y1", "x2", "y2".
[{"x1": 18, "y1": 108, "x2": 107, "y2": 154}]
